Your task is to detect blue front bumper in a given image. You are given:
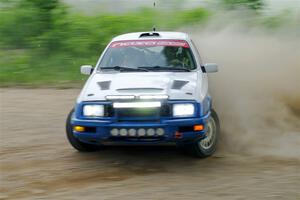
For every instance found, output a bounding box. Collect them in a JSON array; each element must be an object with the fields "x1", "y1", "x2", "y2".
[{"x1": 71, "y1": 111, "x2": 211, "y2": 145}]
